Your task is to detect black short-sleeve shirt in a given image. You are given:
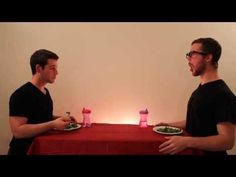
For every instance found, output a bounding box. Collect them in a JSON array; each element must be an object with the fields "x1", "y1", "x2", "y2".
[
  {"x1": 186, "y1": 80, "x2": 236, "y2": 155},
  {"x1": 9, "y1": 82, "x2": 53, "y2": 155}
]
